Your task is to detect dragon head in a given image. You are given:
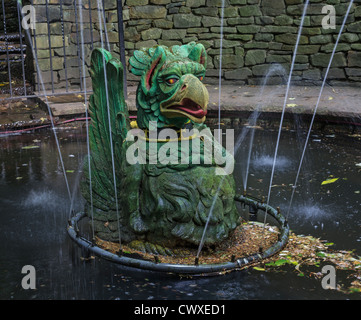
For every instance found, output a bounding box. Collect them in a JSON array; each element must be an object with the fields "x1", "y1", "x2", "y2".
[{"x1": 129, "y1": 42, "x2": 209, "y2": 130}]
